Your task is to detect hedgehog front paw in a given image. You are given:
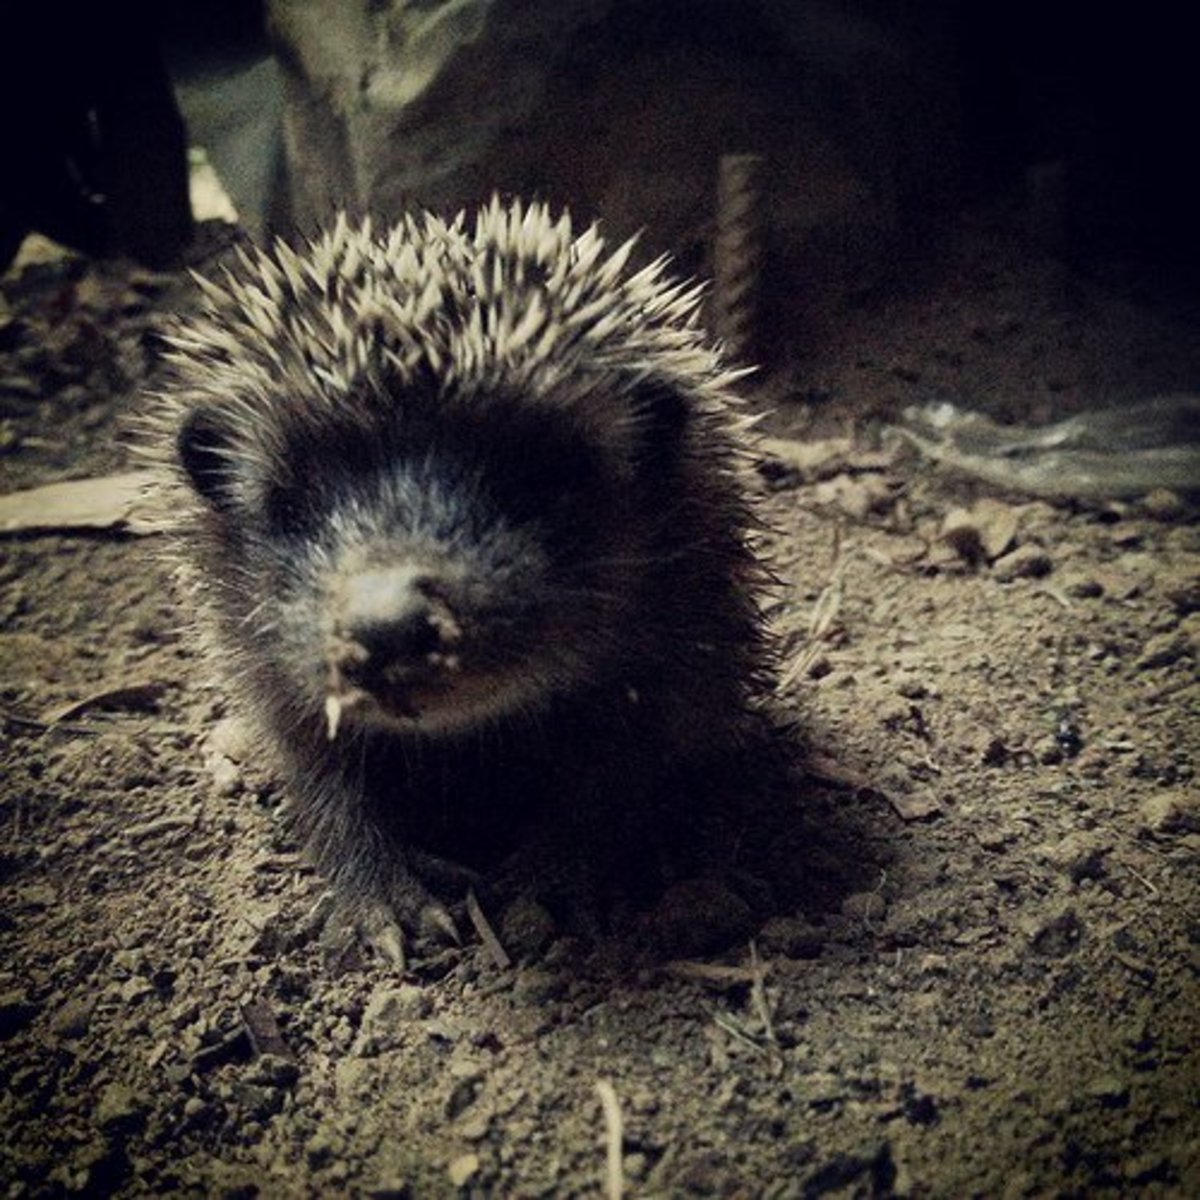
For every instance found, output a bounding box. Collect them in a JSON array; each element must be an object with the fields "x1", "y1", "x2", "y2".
[
  {"x1": 363, "y1": 887, "x2": 461, "y2": 966},
  {"x1": 314, "y1": 854, "x2": 478, "y2": 968}
]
